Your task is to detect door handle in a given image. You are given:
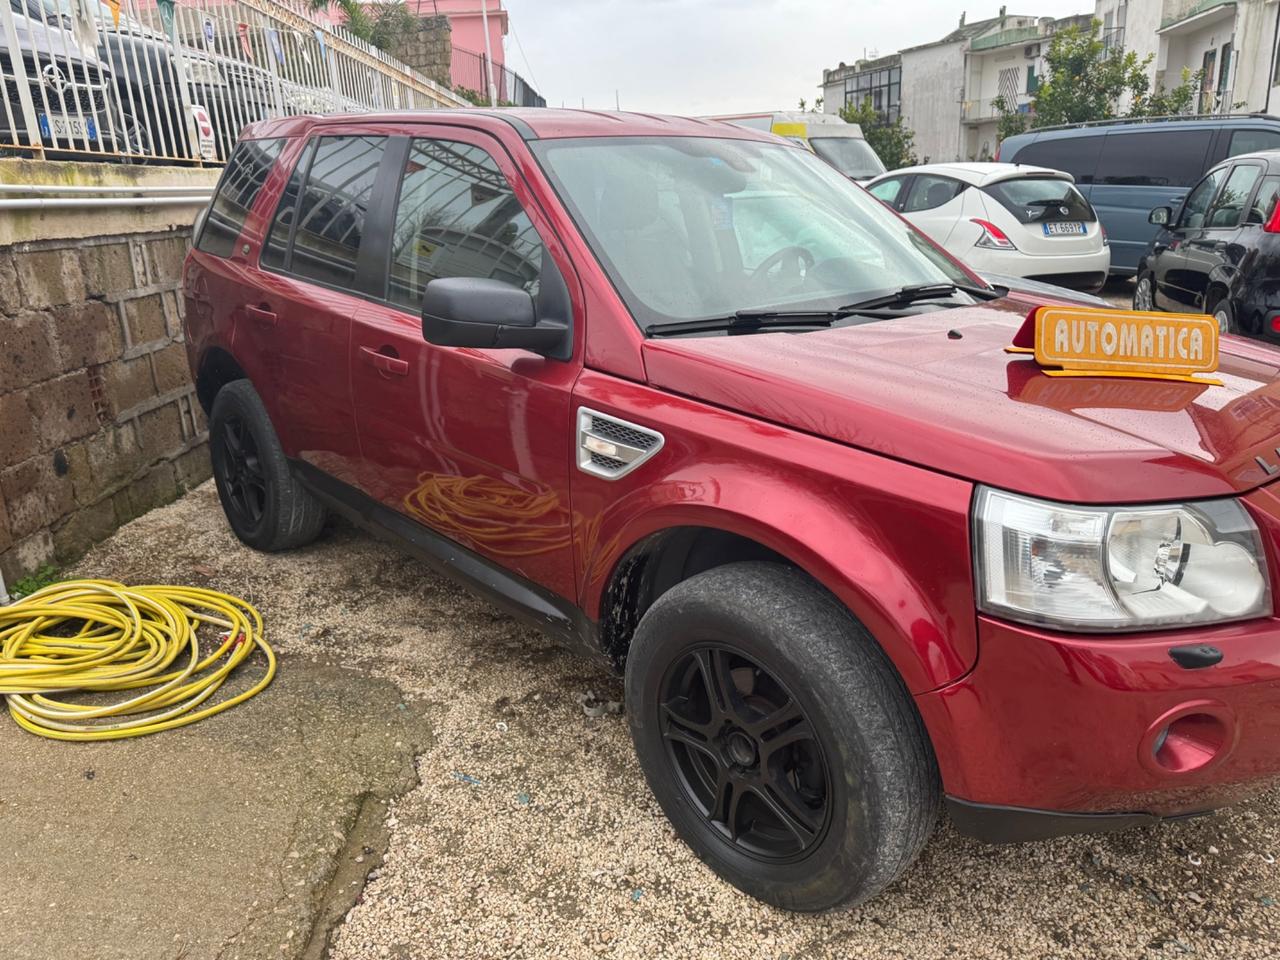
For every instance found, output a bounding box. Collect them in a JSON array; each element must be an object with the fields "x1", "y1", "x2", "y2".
[
  {"x1": 360, "y1": 345, "x2": 409, "y2": 377},
  {"x1": 243, "y1": 303, "x2": 277, "y2": 326}
]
